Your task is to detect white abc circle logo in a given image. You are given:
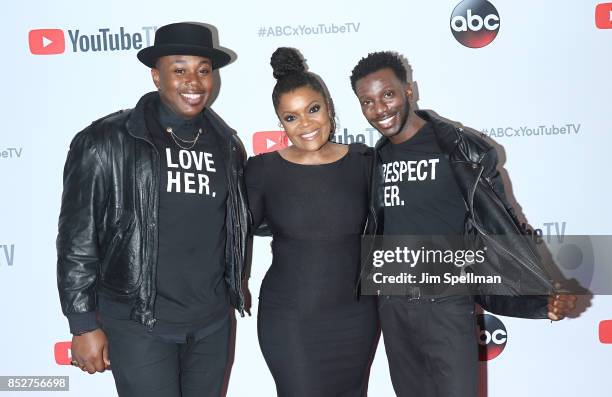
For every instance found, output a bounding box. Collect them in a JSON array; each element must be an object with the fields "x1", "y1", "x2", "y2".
[
  {"x1": 450, "y1": 0, "x2": 500, "y2": 48},
  {"x1": 477, "y1": 314, "x2": 508, "y2": 361},
  {"x1": 451, "y1": 9, "x2": 500, "y2": 32},
  {"x1": 478, "y1": 327, "x2": 507, "y2": 345}
]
